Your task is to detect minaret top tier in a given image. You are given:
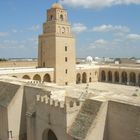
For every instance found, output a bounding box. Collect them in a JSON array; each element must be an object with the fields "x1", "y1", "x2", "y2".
[{"x1": 46, "y1": 3, "x2": 68, "y2": 24}]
